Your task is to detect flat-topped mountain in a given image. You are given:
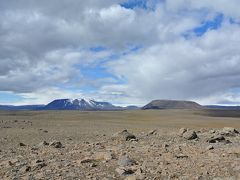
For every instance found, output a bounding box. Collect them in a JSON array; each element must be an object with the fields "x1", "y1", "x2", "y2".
[
  {"x1": 43, "y1": 99, "x2": 120, "y2": 110},
  {"x1": 142, "y1": 100, "x2": 203, "y2": 110}
]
